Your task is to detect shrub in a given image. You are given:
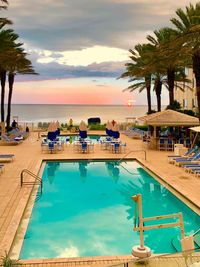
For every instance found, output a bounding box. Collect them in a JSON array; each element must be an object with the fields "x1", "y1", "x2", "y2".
[
  {"x1": 166, "y1": 100, "x2": 181, "y2": 111},
  {"x1": 134, "y1": 125, "x2": 148, "y2": 131},
  {"x1": 182, "y1": 109, "x2": 196, "y2": 117},
  {"x1": 88, "y1": 123, "x2": 106, "y2": 130}
]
